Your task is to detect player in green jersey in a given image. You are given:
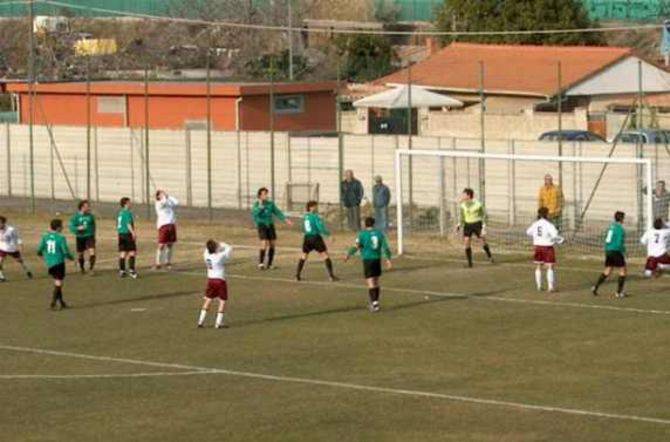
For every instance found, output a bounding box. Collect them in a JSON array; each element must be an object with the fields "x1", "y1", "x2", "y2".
[
  {"x1": 68, "y1": 200, "x2": 96, "y2": 274},
  {"x1": 296, "y1": 201, "x2": 338, "y2": 282},
  {"x1": 456, "y1": 188, "x2": 494, "y2": 268},
  {"x1": 592, "y1": 211, "x2": 627, "y2": 298},
  {"x1": 344, "y1": 217, "x2": 392, "y2": 312},
  {"x1": 251, "y1": 187, "x2": 292, "y2": 270},
  {"x1": 117, "y1": 197, "x2": 138, "y2": 279},
  {"x1": 37, "y1": 219, "x2": 74, "y2": 310}
]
